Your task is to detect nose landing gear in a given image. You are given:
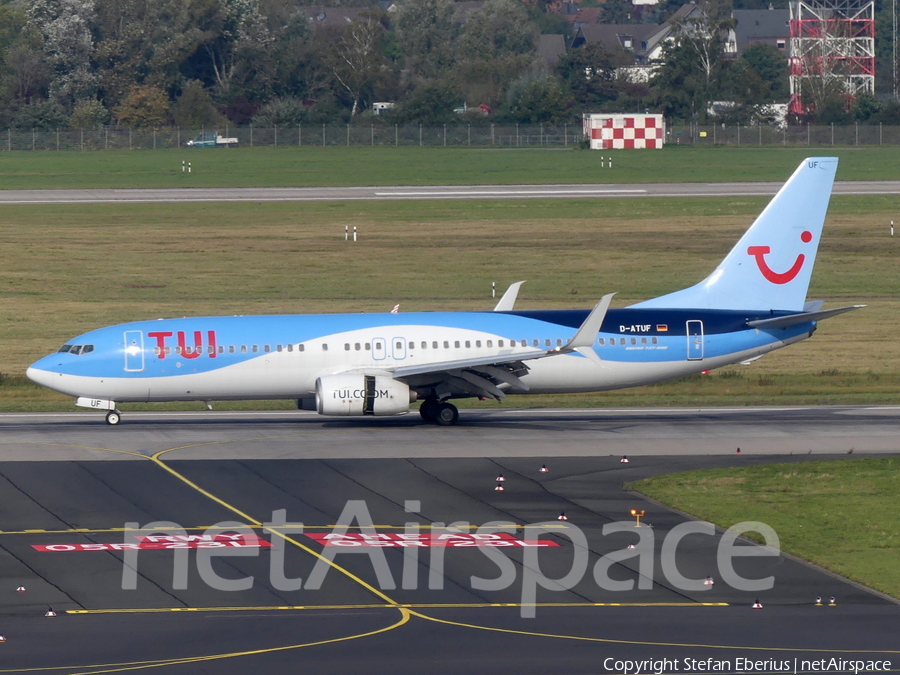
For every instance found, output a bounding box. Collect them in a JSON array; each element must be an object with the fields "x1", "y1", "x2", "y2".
[{"x1": 105, "y1": 411, "x2": 121, "y2": 425}]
